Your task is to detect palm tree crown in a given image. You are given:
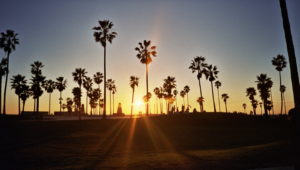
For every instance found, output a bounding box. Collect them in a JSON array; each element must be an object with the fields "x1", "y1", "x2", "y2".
[
  {"x1": 255, "y1": 74, "x2": 273, "y2": 115},
  {"x1": 93, "y1": 20, "x2": 117, "y2": 48}
]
